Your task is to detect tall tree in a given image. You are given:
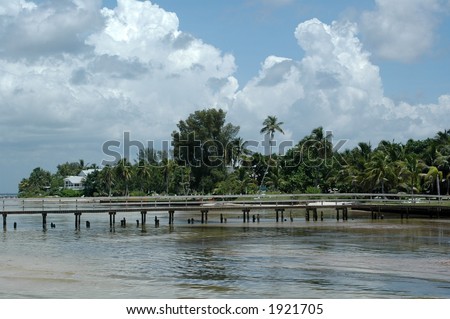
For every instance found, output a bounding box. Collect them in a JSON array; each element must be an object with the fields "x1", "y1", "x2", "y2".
[
  {"x1": 101, "y1": 165, "x2": 115, "y2": 197},
  {"x1": 18, "y1": 167, "x2": 52, "y2": 197},
  {"x1": 260, "y1": 115, "x2": 285, "y2": 154},
  {"x1": 115, "y1": 159, "x2": 133, "y2": 196},
  {"x1": 172, "y1": 108, "x2": 240, "y2": 193},
  {"x1": 260, "y1": 115, "x2": 284, "y2": 189},
  {"x1": 364, "y1": 150, "x2": 395, "y2": 194}
]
